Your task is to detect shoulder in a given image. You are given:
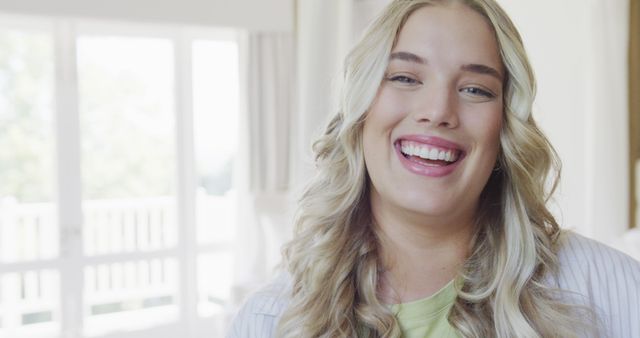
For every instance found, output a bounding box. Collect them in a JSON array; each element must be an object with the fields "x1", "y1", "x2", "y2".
[
  {"x1": 555, "y1": 231, "x2": 640, "y2": 286},
  {"x1": 553, "y1": 231, "x2": 640, "y2": 337},
  {"x1": 226, "y1": 273, "x2": 291, "y2": 338}
]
